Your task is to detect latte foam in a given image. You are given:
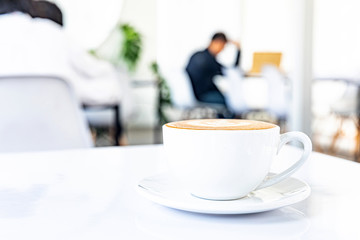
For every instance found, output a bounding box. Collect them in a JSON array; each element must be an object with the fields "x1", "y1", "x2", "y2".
[{"x1": 165, "y1": 119, "x2": 276, "y2": 130}]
